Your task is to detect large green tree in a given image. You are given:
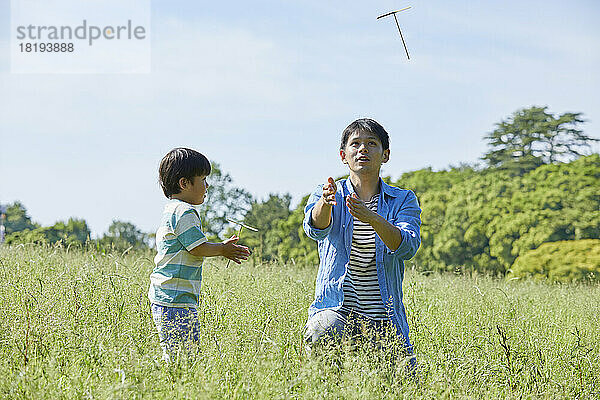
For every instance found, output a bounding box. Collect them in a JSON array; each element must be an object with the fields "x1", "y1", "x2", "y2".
[
  {"x1": 1, "y1": 201, "x2": 38, "y2": 234},
  {"x1": 197, "y1": 162, "x2": 253, "y2": 240},
  {"x1": 482, "y1": 106, "x2": 597, "y2": 174},
  {"x1": 98, "y1": 220, "x2": 148, "y2": 250},
  {"x1": 242, "y1": 194, "x2": 292, "y2": 262},
  {"x1": 403, "y1": 155, "x2": 599, "y2": 275},
  {"x1": 46, "y1": 218, "x2": 91, "y2": 245},
  {"x1": 273, "y1": 196, "x2": 318, "y2": 266}
]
